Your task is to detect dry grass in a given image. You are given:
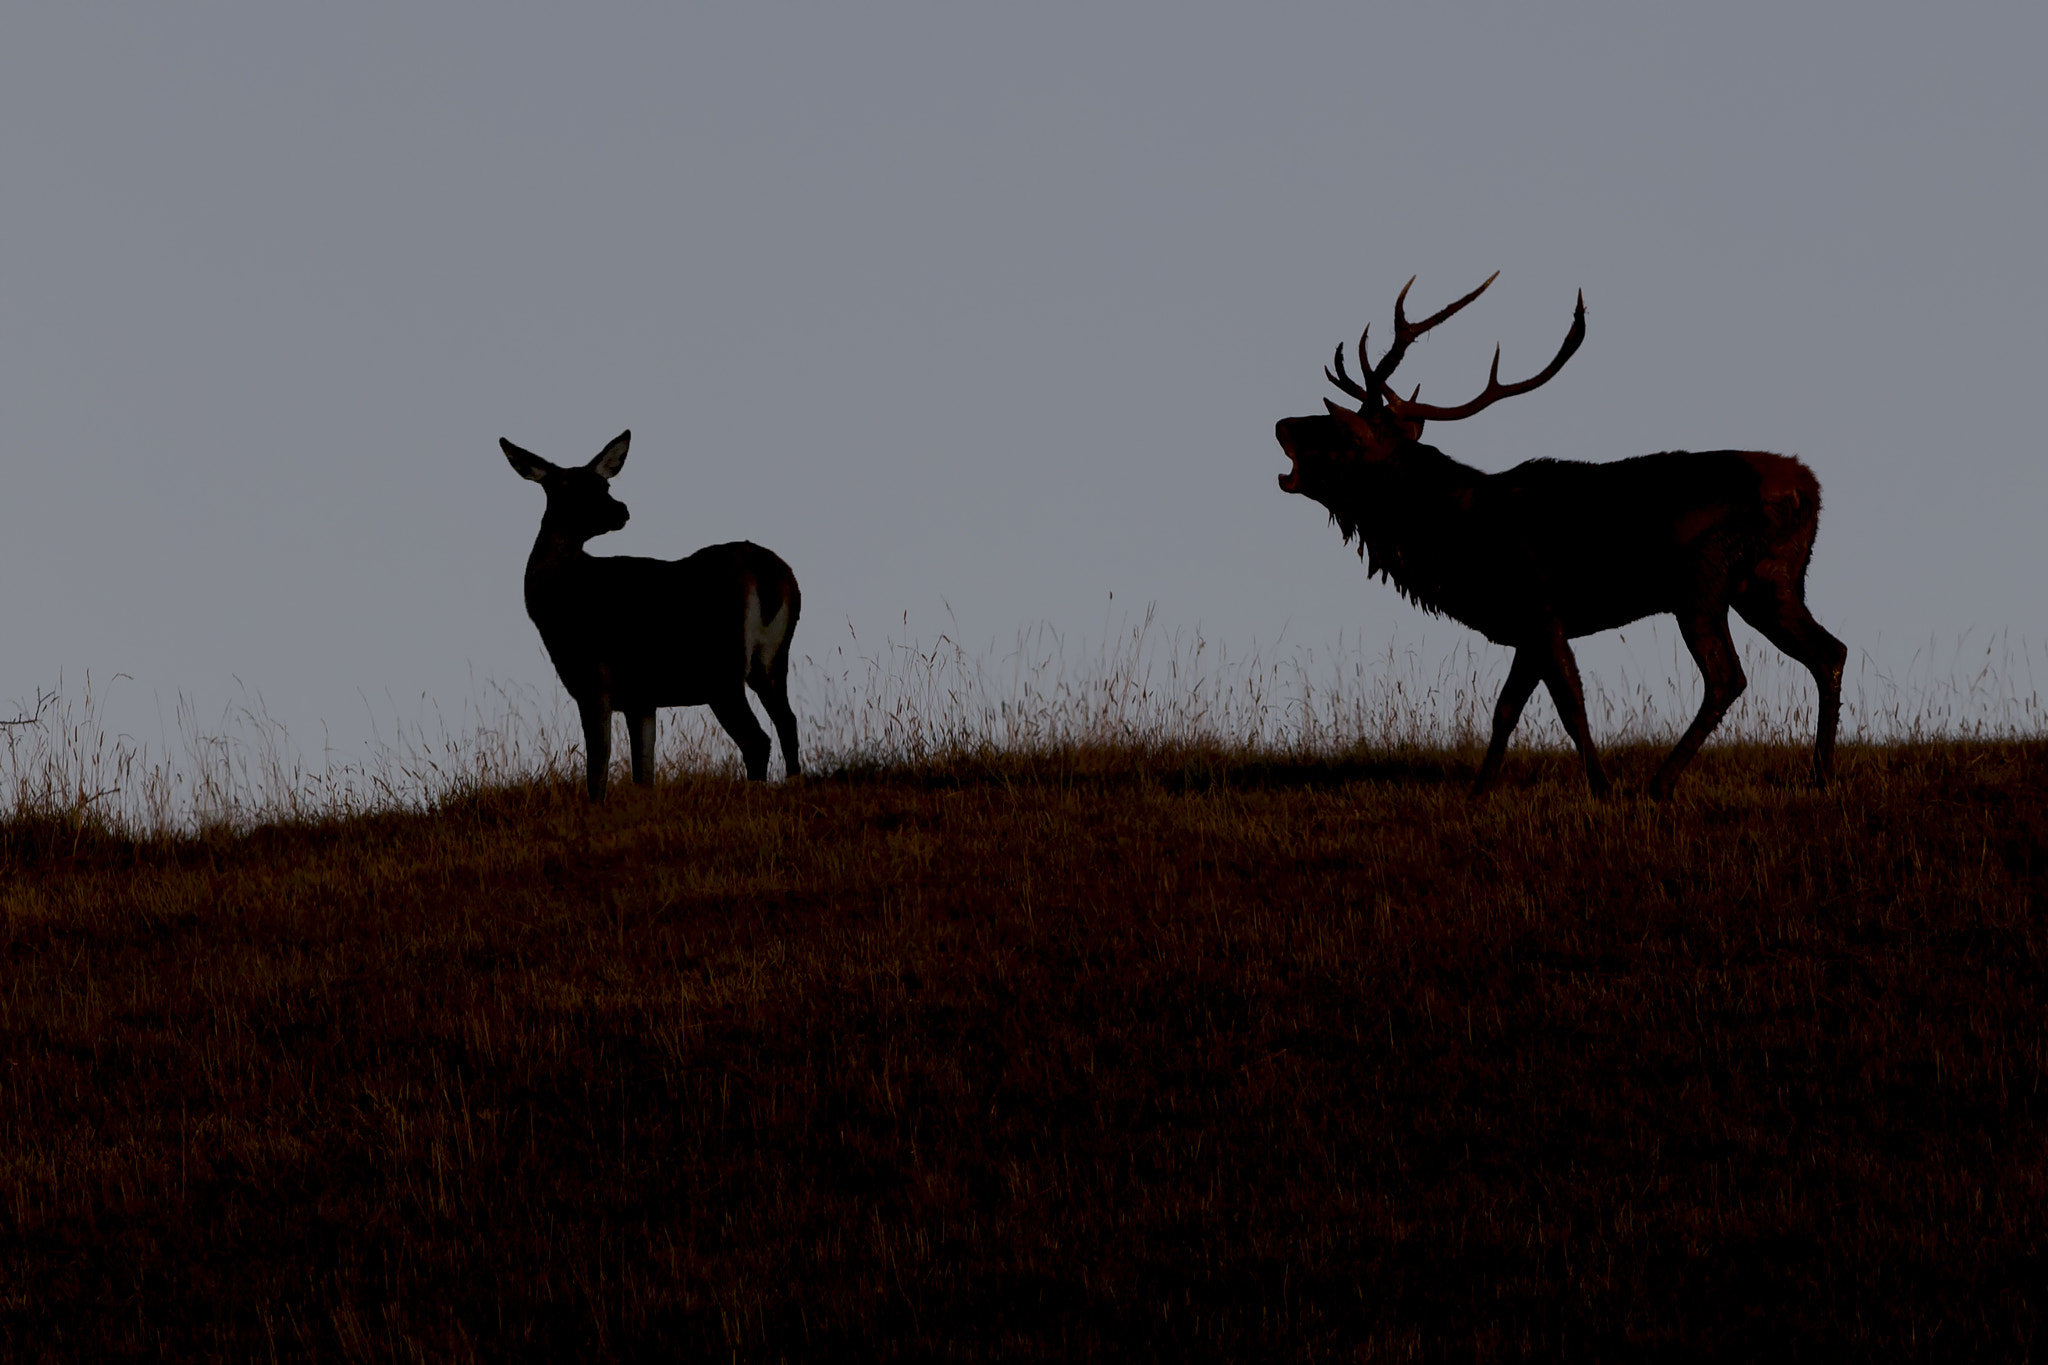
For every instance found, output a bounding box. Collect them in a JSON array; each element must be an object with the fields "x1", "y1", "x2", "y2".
[
  {"x1": 2, "y1": 629, "x2": 2044, "y2": 1359},
  {"x1": 9, "y1": 618, "x2": 2042, "y2": 835}
]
